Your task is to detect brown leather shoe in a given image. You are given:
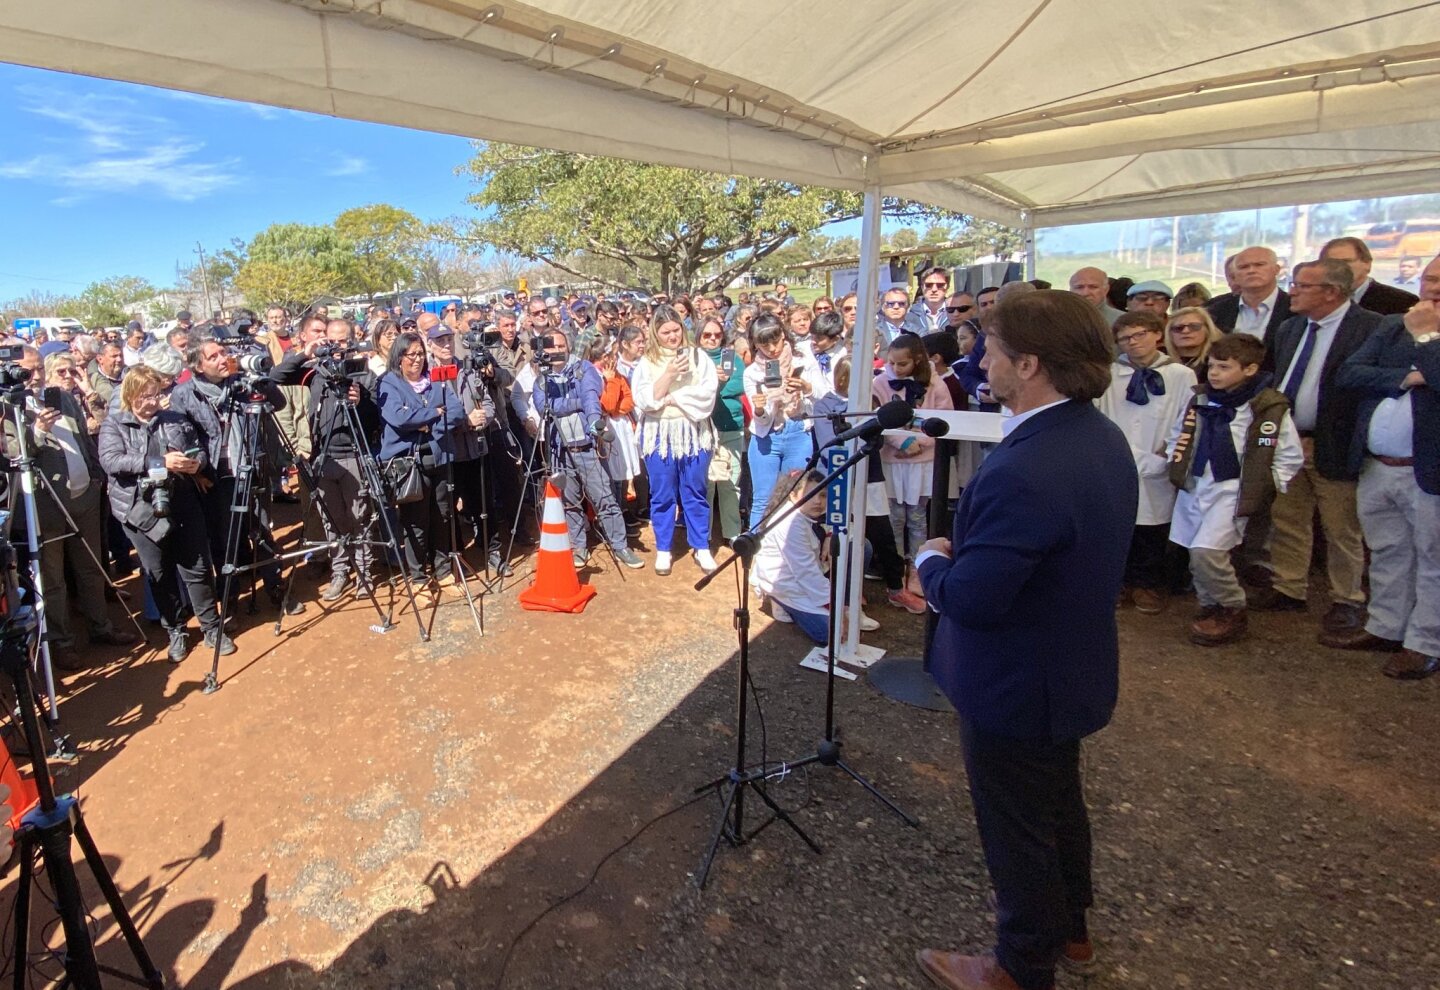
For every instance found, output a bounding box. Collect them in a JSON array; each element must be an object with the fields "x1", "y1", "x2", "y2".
[
  {"x1": 1318, "y1": 628, "x2": 1403, "y2": 652},
  {"x1": 1321, "y1": 601, "x2": 1366, "y2": 634},
  {"x1": 1131, "y1": 588, "x2": 1166, "y2": 615},
  {"x1": 1382, "y1": 650, "x2": 1440, "y2": 681},
  {"x1": 1058, "y1": 938, "x2": 1098, "y2": 975},
  {"x1": 1190, "y1": 606, "x2": 1248, "y2": 646},
  {"x1": 915, "y1": 950, "x2": 1031, "y2": 990}
]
